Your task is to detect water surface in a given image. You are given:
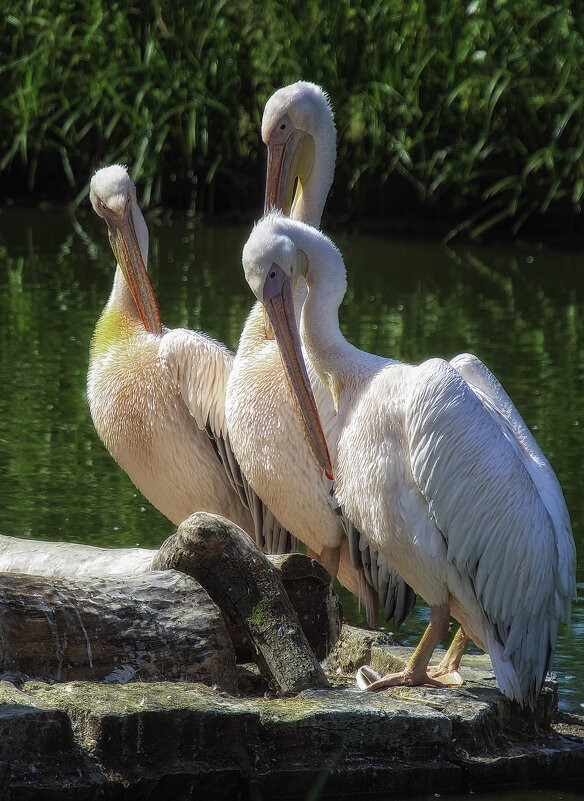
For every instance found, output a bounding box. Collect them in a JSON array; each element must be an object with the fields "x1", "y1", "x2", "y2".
[{"x1": 0, "y1": 205, "x2": 582, "y2": 721}]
